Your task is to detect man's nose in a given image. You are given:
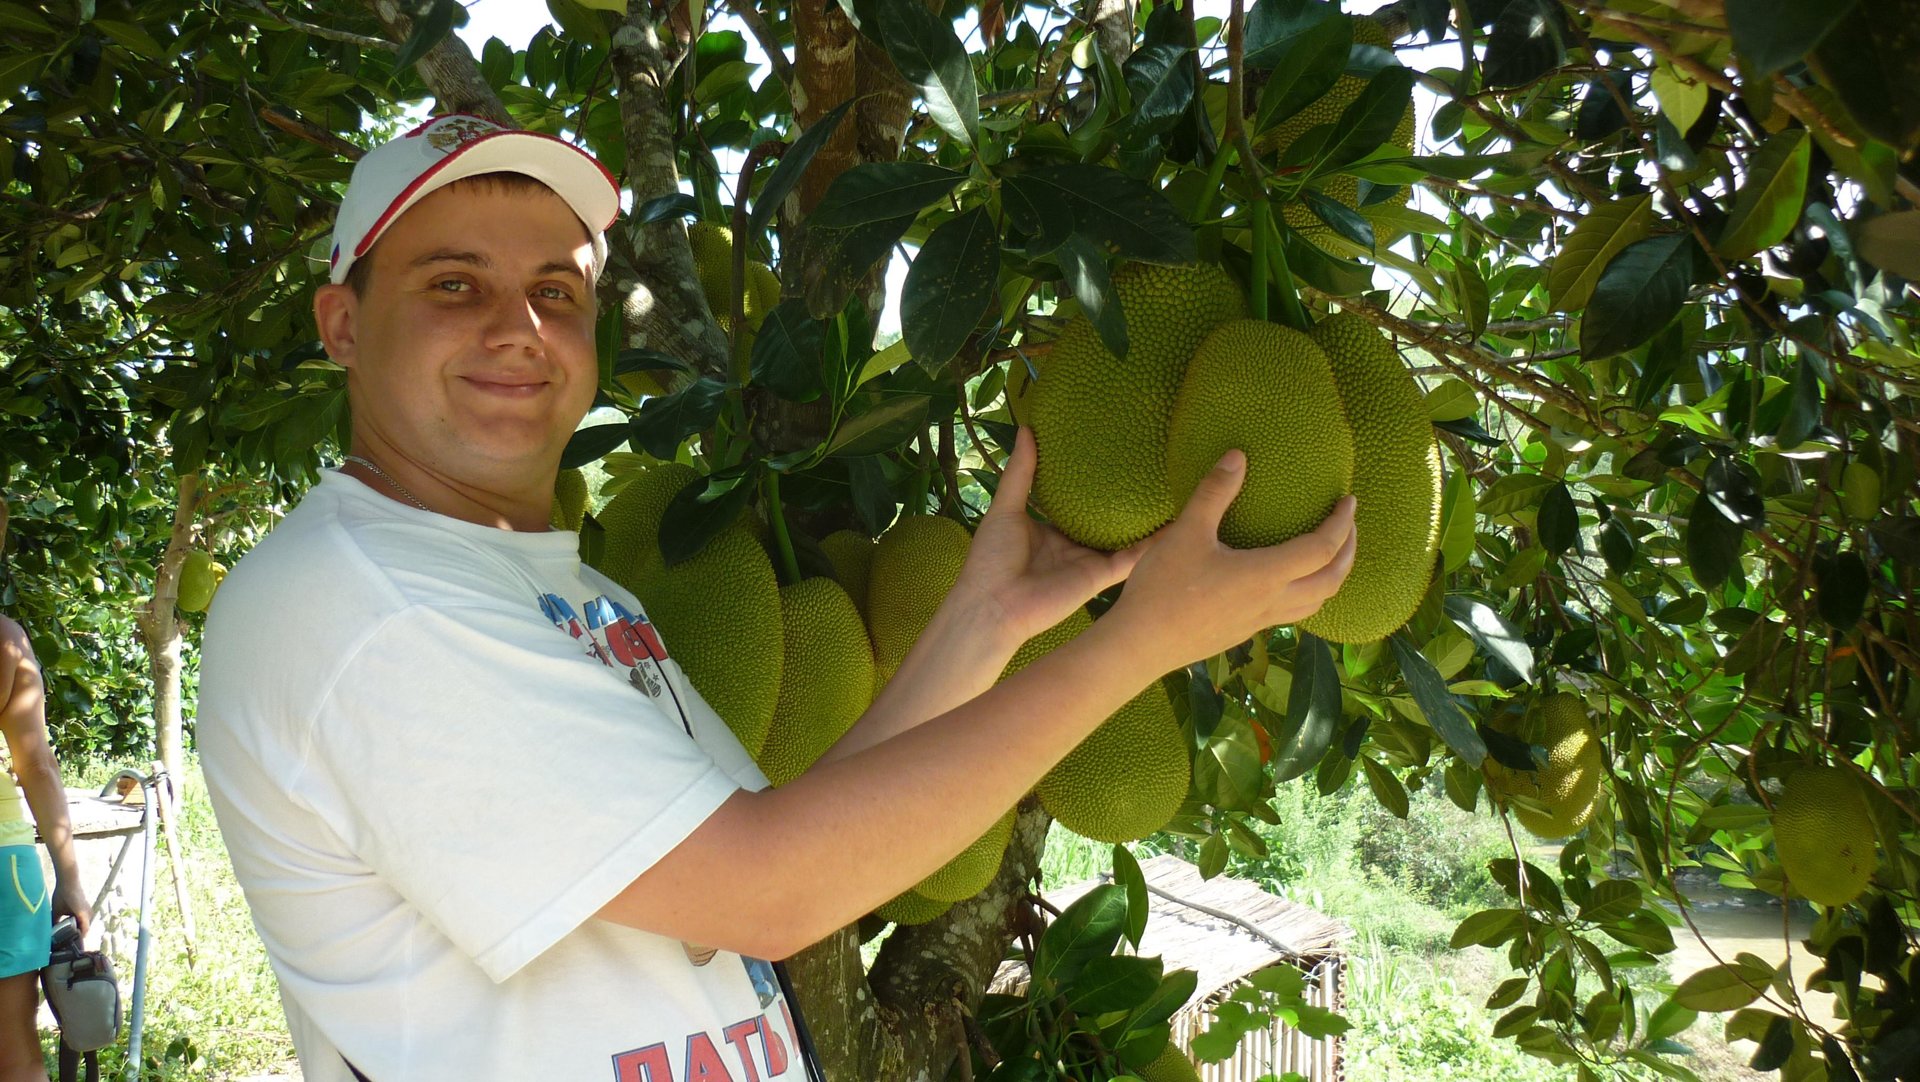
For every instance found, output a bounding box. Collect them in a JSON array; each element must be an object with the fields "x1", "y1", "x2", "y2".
[{"x1": 485, "y1": 292, "x2": 544, "y2": 352}]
